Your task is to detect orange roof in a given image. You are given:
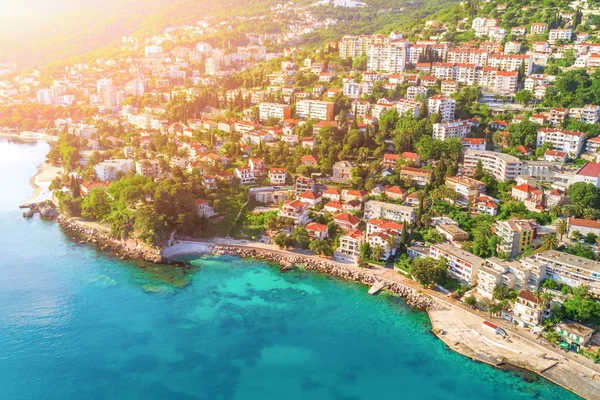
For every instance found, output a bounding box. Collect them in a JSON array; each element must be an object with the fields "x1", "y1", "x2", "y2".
[
  {"x1": 334, "y1": 213, "x2": 361, "y2": 225},
  {"x1": 306, "y1": 222, "x2": 328, "y2": 232}
]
